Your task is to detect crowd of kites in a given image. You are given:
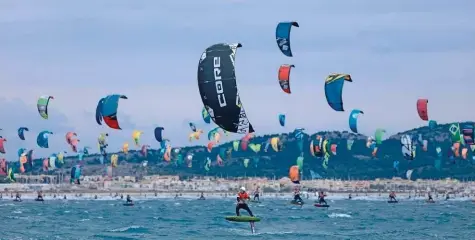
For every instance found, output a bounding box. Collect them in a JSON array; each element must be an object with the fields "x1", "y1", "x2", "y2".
[{"x1": 0, "y1": 21, "x2": 474, "y2": 184}]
